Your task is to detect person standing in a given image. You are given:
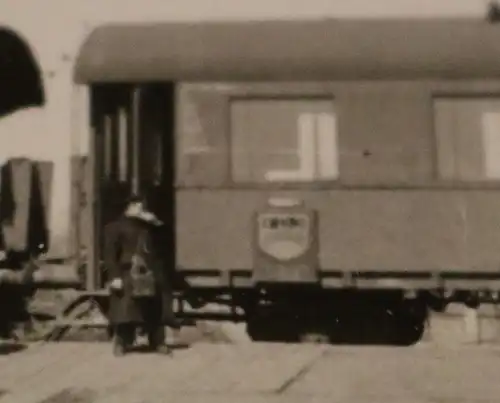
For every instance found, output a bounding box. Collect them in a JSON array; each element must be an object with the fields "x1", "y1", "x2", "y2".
[{"x1": 104, "y1": 194, "x2": 182, "y2": 356}]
